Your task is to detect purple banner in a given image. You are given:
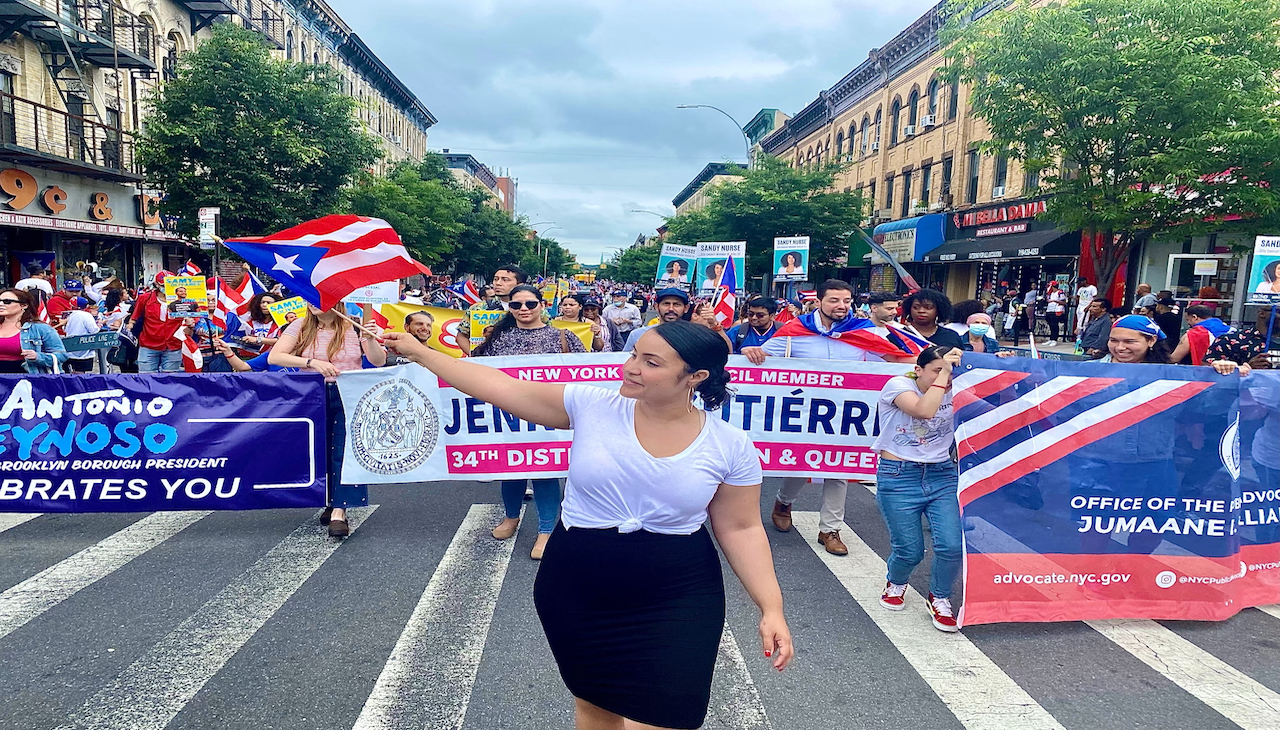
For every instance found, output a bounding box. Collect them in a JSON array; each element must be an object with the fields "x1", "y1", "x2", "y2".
[{"x1": 0, "y1": 373, "x2": 326, "y2": 512}]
